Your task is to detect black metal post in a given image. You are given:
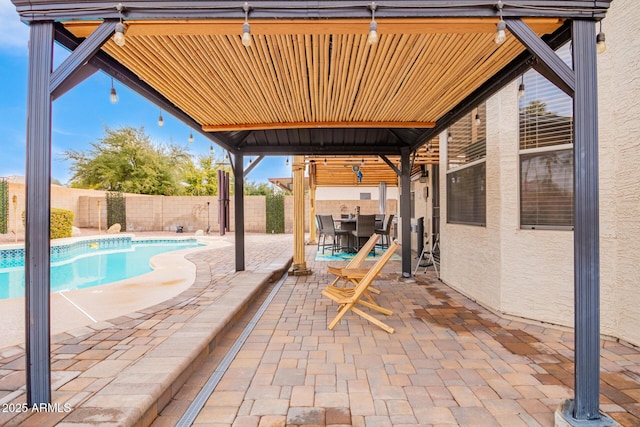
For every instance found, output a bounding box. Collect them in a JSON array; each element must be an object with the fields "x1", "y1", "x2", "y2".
[
  {"x1": 232, "y1": 154, "x2": 245, "y2": 271},
  {"x1": 570, "y1": 19, "x2": 602, "y2": 422},
  {"x1": 400, "y1": 147, "x2": 412, "y2": 277},
  {"x1": 25, "y1": 21, "x2": 54, "y2": 405}
]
